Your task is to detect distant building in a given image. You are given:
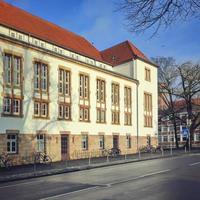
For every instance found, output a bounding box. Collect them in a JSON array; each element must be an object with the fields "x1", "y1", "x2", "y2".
[
  {"x1": 0, "y1": 2, "x2": 158, "y2": 165},
  {"x1": 158, "y1": 99, "x2": 200, "y2": 148}
]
